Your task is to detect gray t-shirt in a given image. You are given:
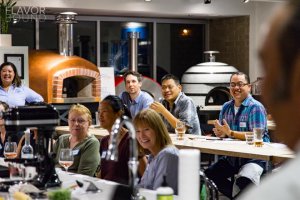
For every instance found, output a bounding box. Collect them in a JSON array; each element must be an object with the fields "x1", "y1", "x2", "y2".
[{"x1": 138, "y1": 145, "x2": 179, "y2": 194}]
